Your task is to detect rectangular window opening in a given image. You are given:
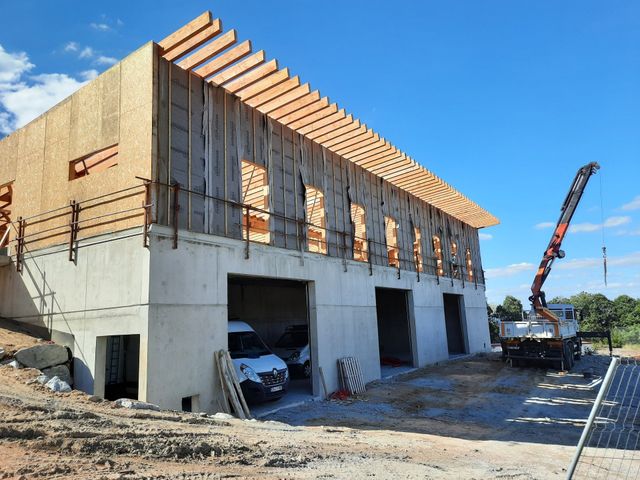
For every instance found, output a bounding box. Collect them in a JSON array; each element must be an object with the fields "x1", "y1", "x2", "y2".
[
  {"x1": 350, "y1": 203, "x2": 368, "y2": 262},
  {"x1": 385, "y1": 216, "x2": 399, "y2": 268},
  {"x1": 241, "y1": 160, "x2": 270, "y2": 244},
  {"x1": 413, "y1": 227, "x2": 423, "y2": 273},
  {"x1": 450, "y1": 238, "x2": 459, "y2": 278},
  {"x1": 465, "y1": 248, "x2": 474, "y2": 282},
  {"x1": 305, "y1": 185, "x2": 327, "y2": 254},
  {"x1": 432, "y1": 235, "x2": 444, "y2": 276},
  {"x1": 69, "y1": 144, "x2": 118, "y2": 180},
  {"x1": 0, "y1": 183, "x2": 12, "y2": 248}
]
